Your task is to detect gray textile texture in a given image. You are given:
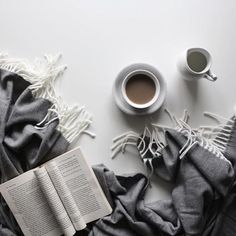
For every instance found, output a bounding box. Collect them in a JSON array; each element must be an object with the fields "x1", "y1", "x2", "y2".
[
  {"x1": 90, "y1": 125, "x2": 236, "y2": 236},
  {"x1": 91, "y1": 165, "x2": 182, "y2": 236},
  {"x1": 0, "y1": 69, "x2": 69, "y2": 236}
]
